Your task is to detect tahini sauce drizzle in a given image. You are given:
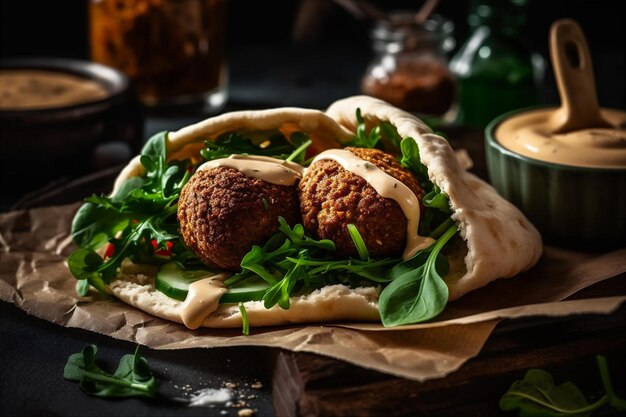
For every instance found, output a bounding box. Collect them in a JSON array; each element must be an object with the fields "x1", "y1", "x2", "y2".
[
  {"x1": 496, "y1": 108, "x2": 626, "y2": 168},
  {"x1": 181, "y1": 274, "x2": 230, "y2": 330},
  {"x1": 311, "y1": 149, "x2": 434, "y2": 259},
  {"x1": 197, "y1": 155, "x2": 305, "y2": 185}
]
